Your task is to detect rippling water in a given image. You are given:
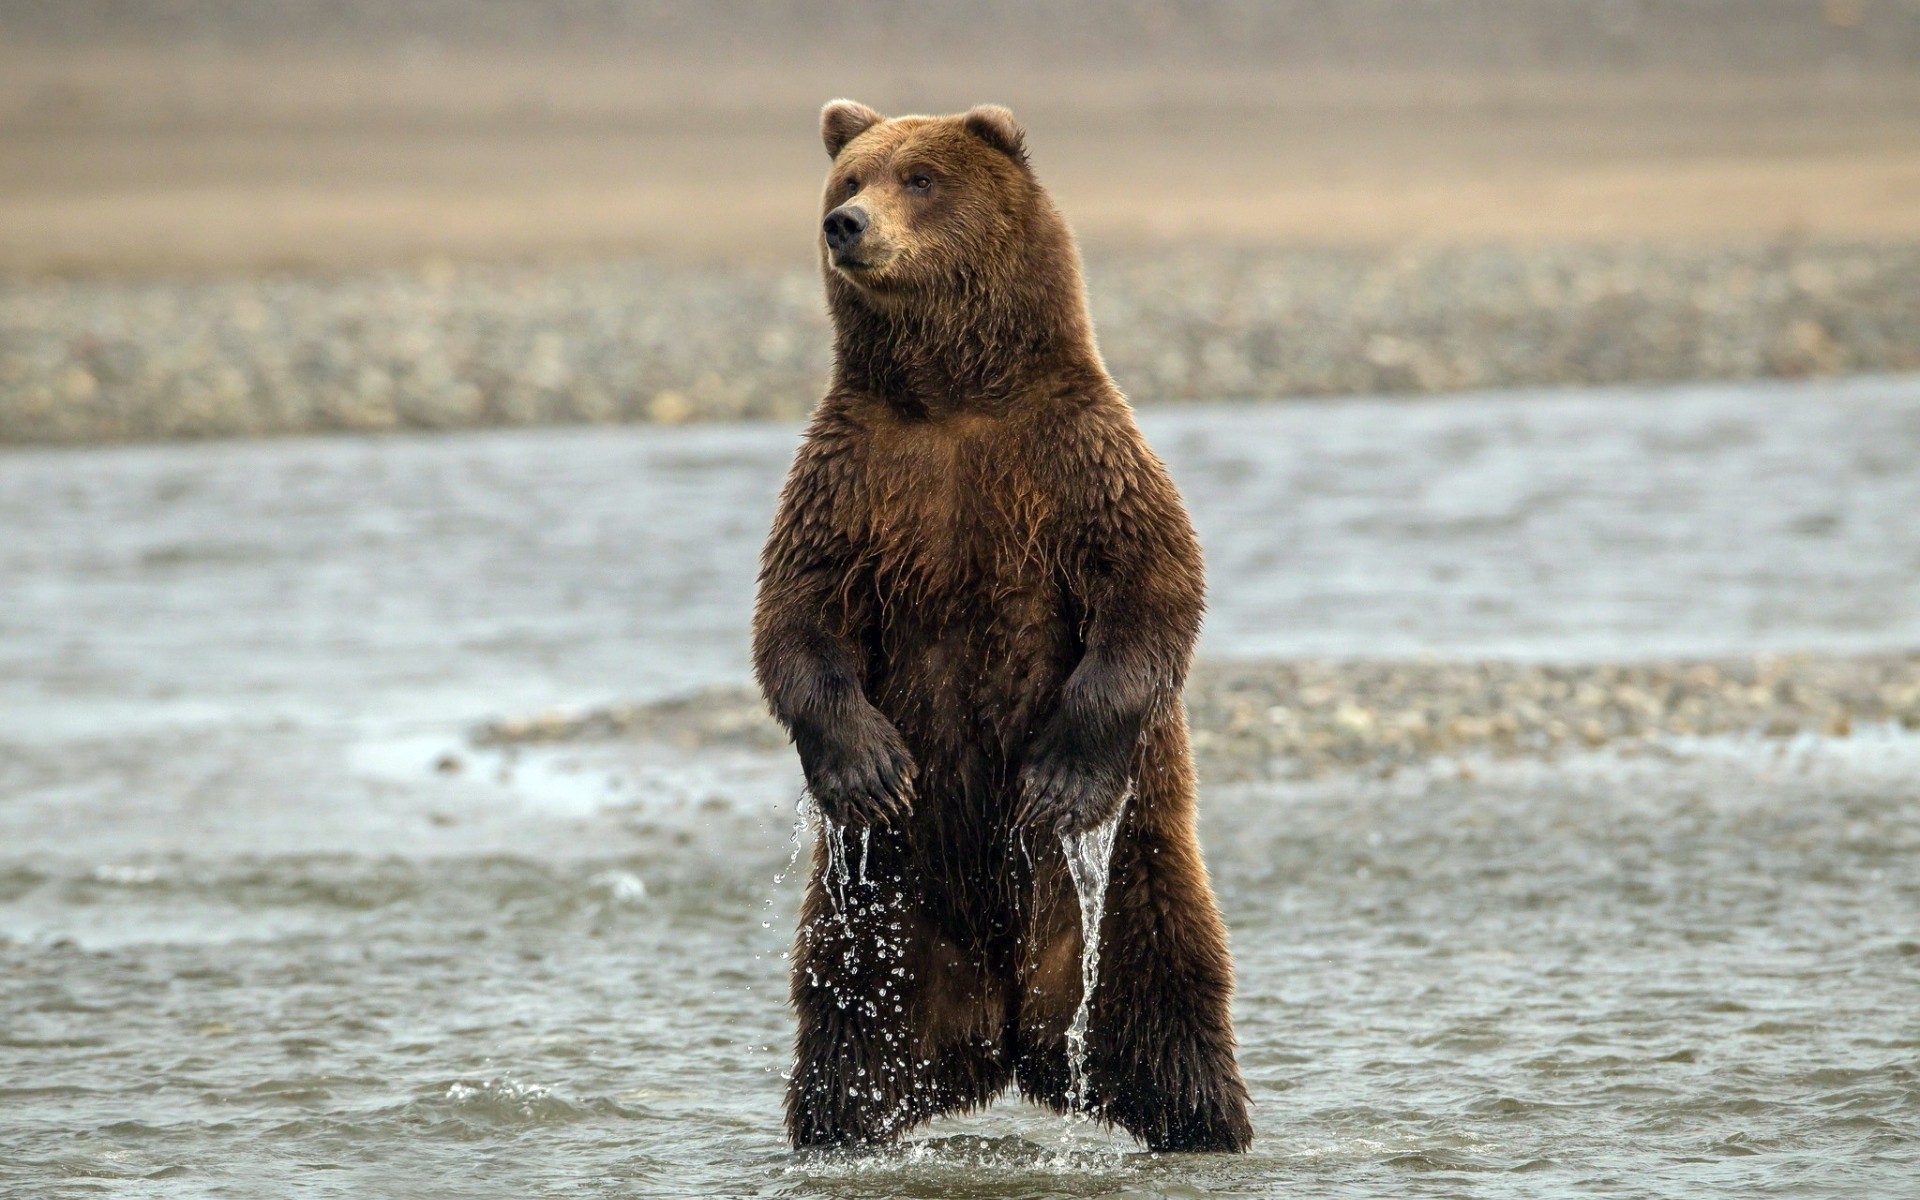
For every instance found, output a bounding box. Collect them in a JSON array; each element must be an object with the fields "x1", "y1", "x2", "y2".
[
  {"x1": 7, "y1": 740, "x2": 1918, "y2": 1198},
  {"x1": 4, "y1": 377, "x2": 1919, "y2": 1197}
]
